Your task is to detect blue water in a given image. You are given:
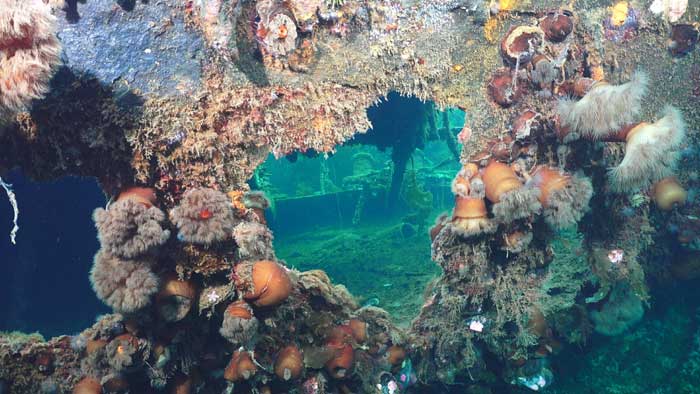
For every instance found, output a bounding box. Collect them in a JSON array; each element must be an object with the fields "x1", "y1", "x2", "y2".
[{"x1": 0, "y1": 171, "x2": 107, "y2": 337}]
